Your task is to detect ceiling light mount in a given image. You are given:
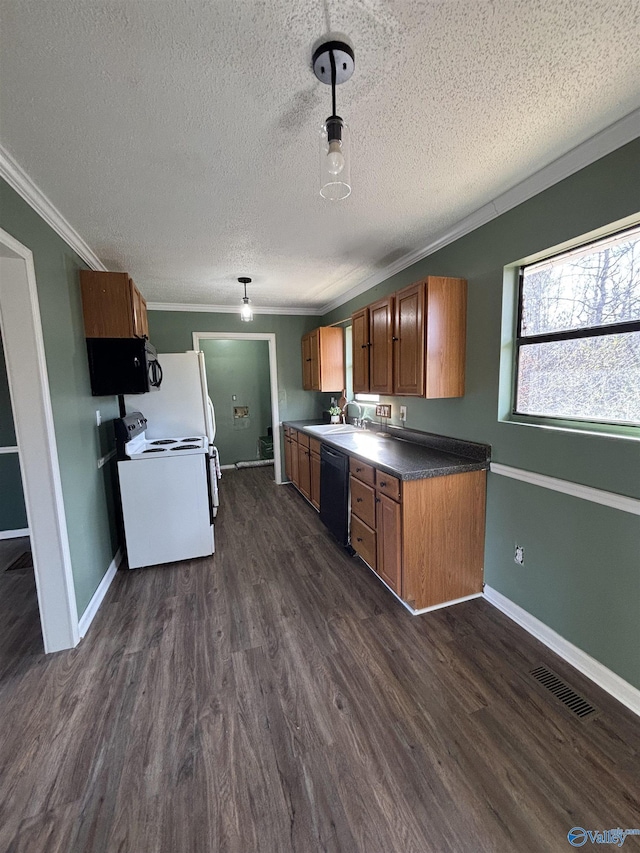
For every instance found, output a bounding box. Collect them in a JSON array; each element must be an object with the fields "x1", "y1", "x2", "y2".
[
  {"x1": 312, "y1": 38, "x2": 354, "y2": 201},
  {"x1": 238, "y1": 276, "x2": 253, "y2": 322}
]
